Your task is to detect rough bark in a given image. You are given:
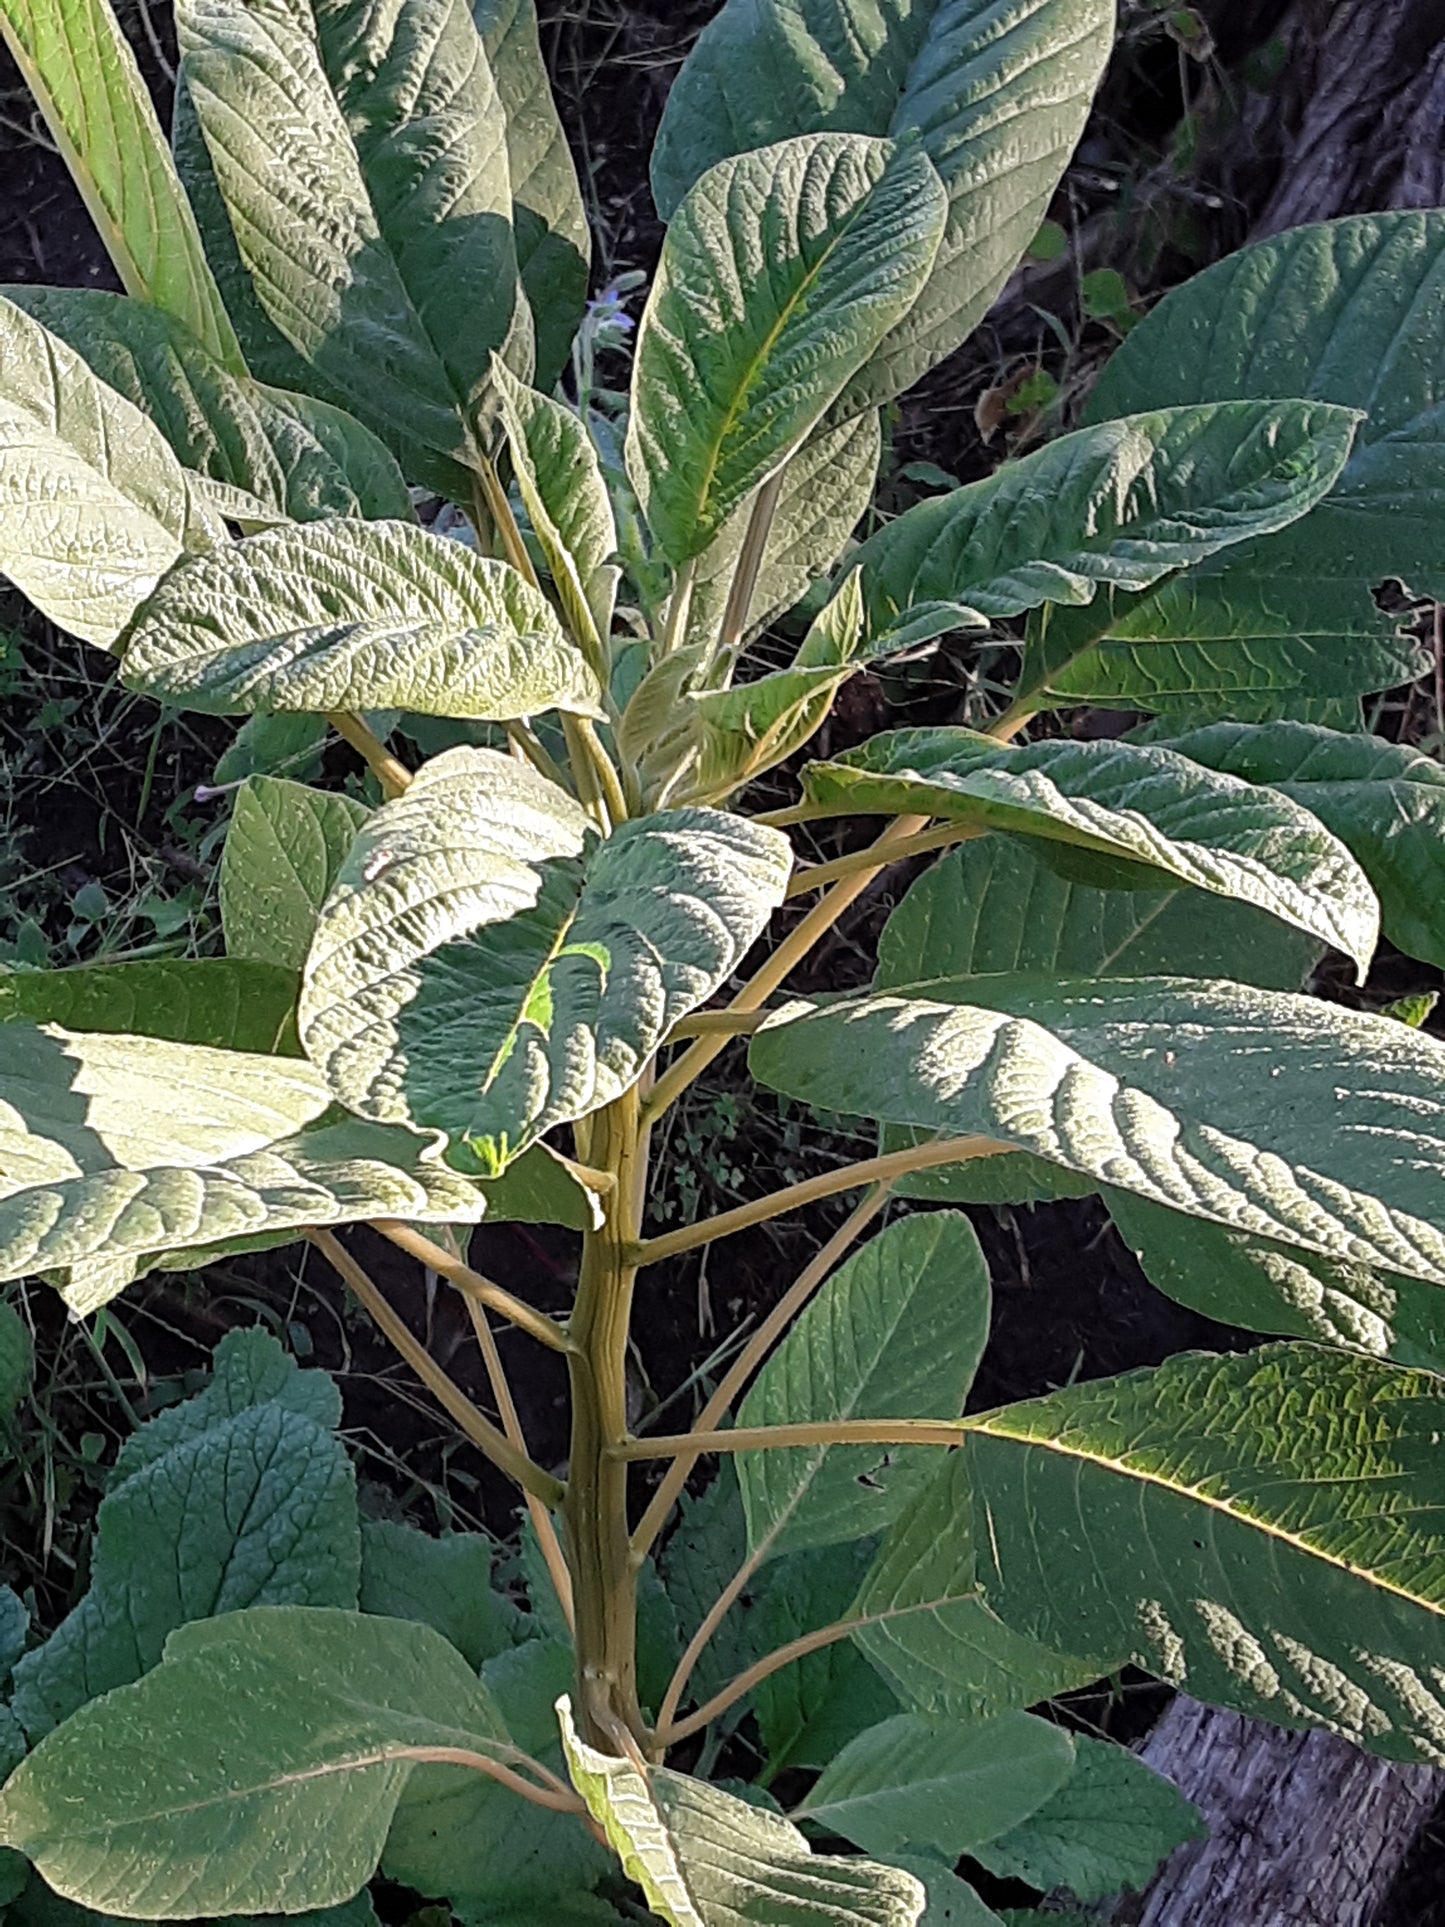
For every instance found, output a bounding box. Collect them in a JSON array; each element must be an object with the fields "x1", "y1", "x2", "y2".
[{"x1": 1110, "y1": 1698, "x2": 1445, "y2": 1927}]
